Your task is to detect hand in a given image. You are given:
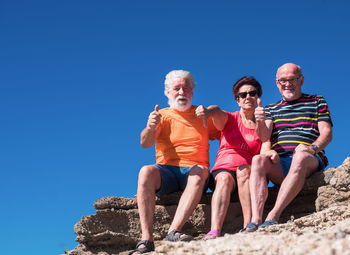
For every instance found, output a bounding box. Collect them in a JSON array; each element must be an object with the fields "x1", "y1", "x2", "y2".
[
  {"x1": 147, "y1": 105, "x2": 162, "y2": 130},
  {"x1": 294, "y1": 144, "x2": 315, "y2": 155},
  {"x1": 195, "y1": 105, "x2": 209, "y2": 128},
  {"x1": 264, "y1": 150, "x2": 280, "y2": 164},
  {"x1": 254, "y1": 98, "x2": 265, "y2": 123}
]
